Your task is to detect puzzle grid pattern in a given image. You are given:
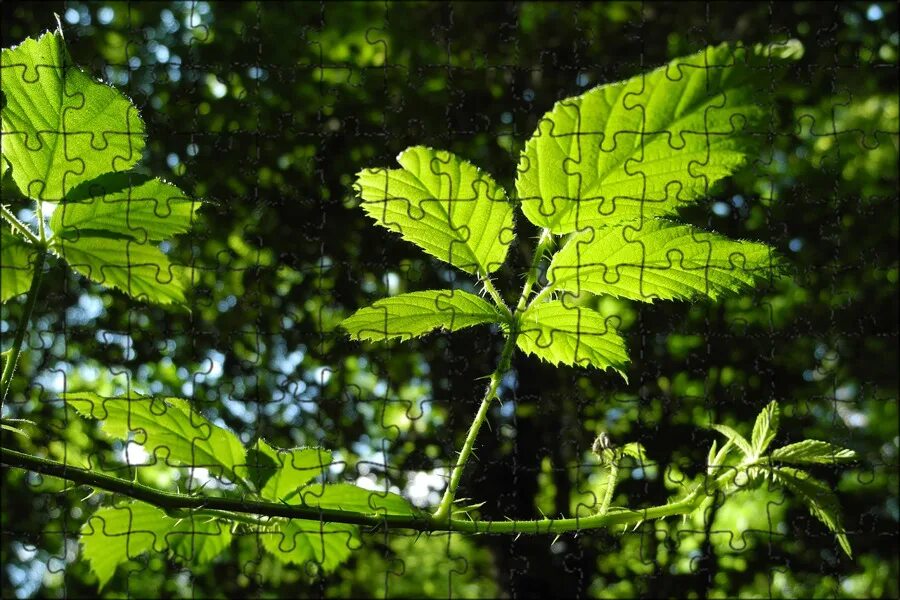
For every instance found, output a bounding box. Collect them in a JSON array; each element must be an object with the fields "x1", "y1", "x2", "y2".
[{"x1": 1, "y1": 2, "x2": 897, "y2": 598}]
